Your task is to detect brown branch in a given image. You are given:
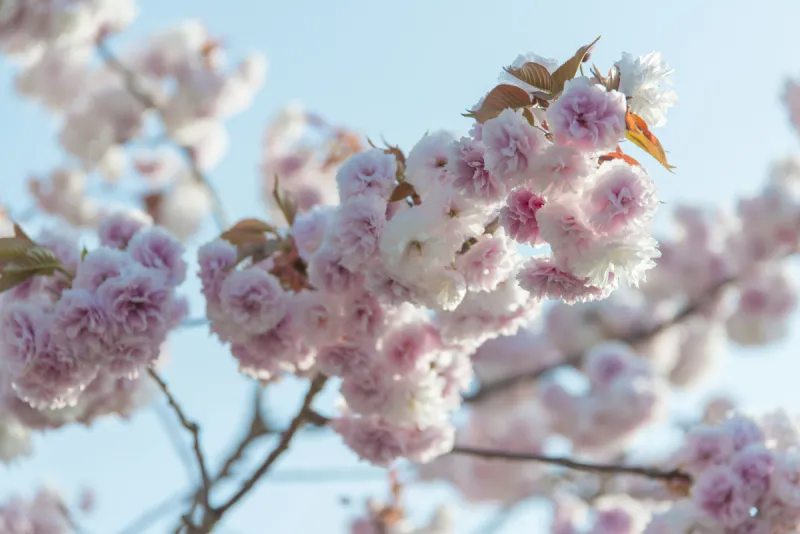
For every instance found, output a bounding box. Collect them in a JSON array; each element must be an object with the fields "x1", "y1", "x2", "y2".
[
  {"x1": 450, "y1": 446, "x2": 690, "y2": 483},
  {"x1": 199, "y1": 375, "x2": 328, "y2": 531},
  {"x1": 96, "y1": 40, "x2": 229, "y2": 231},
  {"x1": 465, "y1": 277, "x2": 735, "y2": 403},
  {"x1": 147, "y1": 369, "x2": 212, "y2": 510}
]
